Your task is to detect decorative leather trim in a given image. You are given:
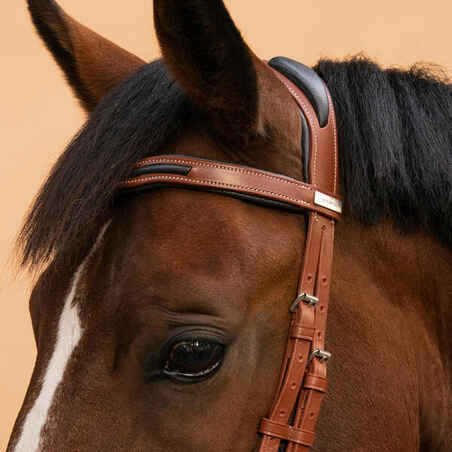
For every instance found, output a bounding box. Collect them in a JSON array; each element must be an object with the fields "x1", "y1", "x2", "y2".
[
  {"x1": 119, "y1": 156, "x2": 342, "y2": 220},
  {"x1": 131, "y1": 163, "x2": 192, "y2": 177}
]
